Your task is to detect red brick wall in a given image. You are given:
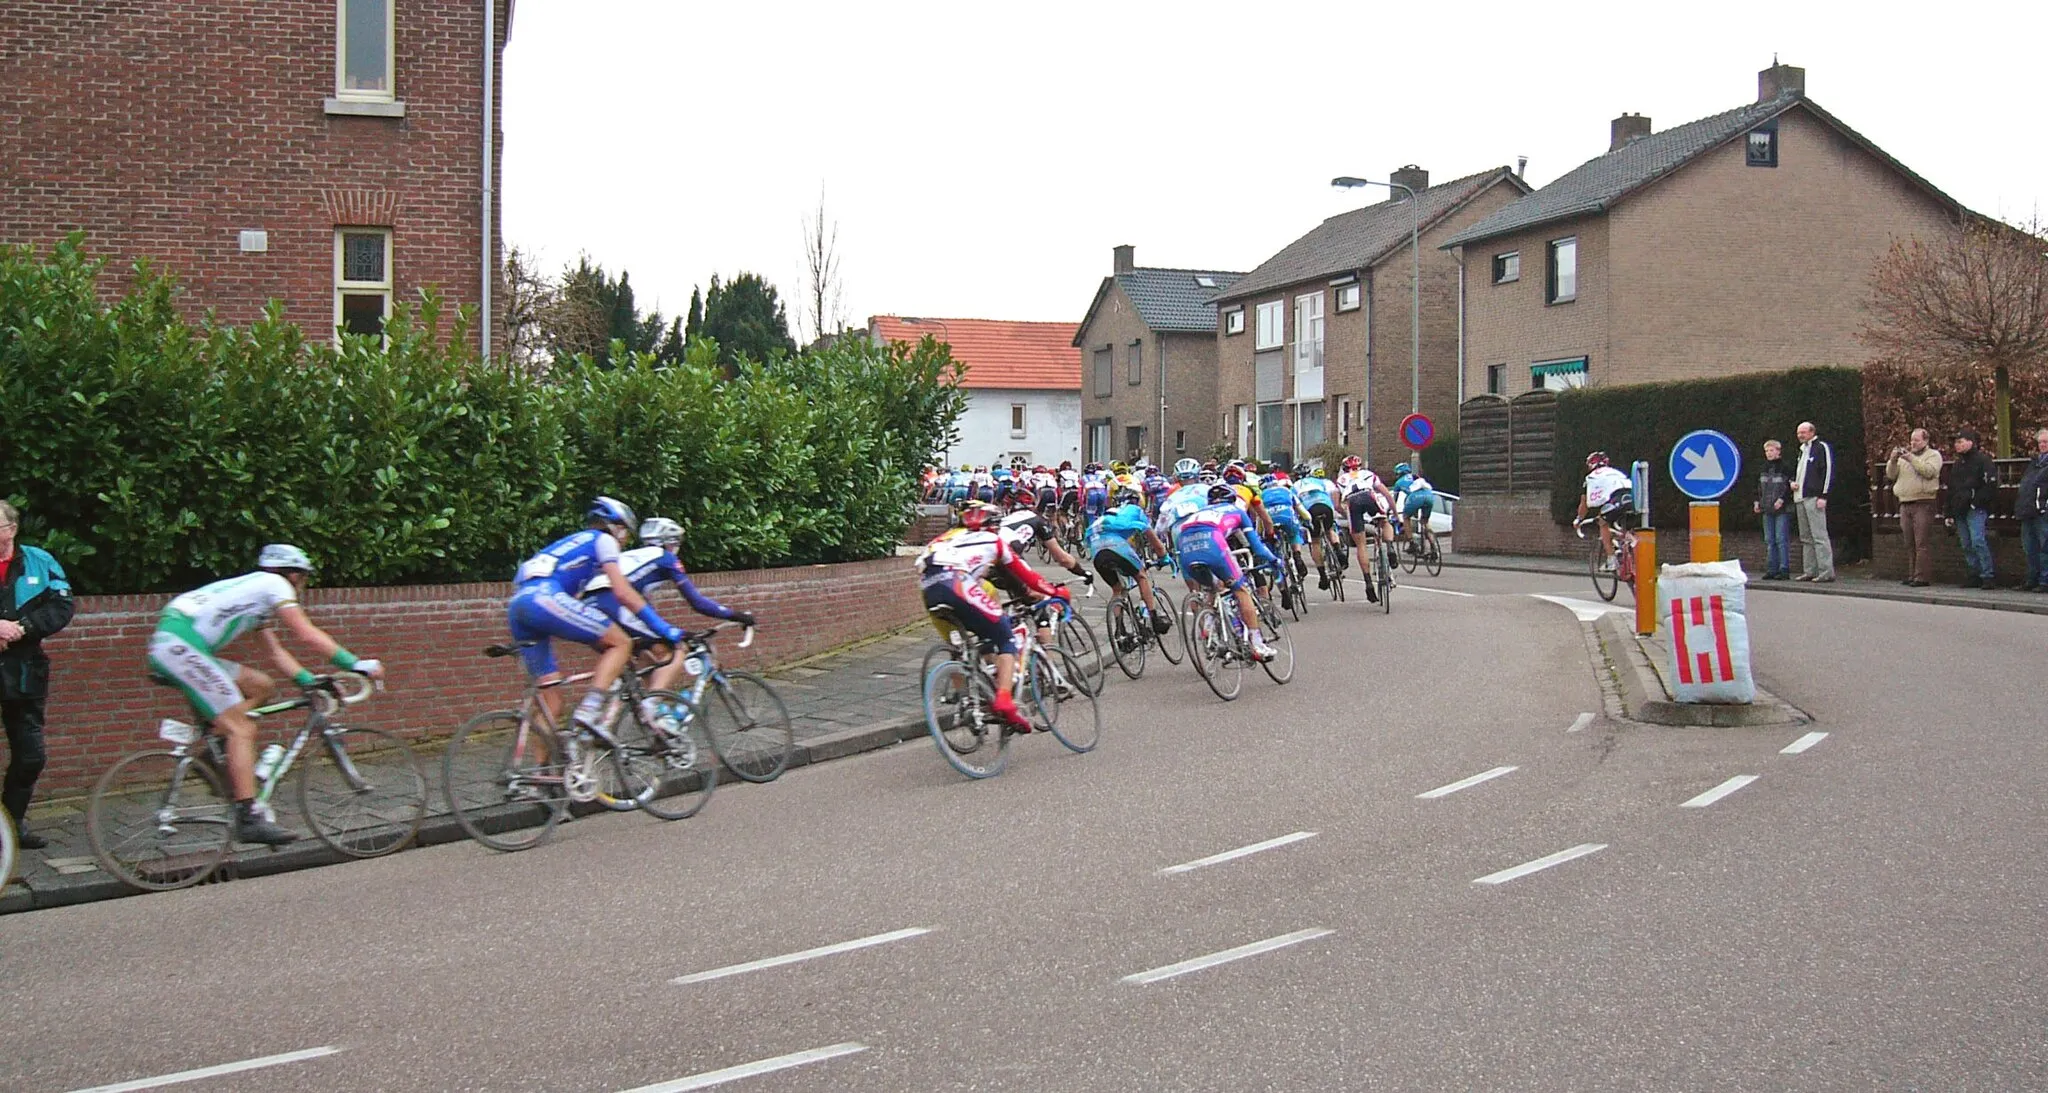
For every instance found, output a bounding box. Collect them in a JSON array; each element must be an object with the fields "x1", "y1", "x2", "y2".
[
  {"x1": 1450, "y1": 493, "x2": 1583, "y2": 557},
  {"x1": 0, "y1": 0, "x2": 508, "y2": 350},
  {"x1": 30, "y1": 558, "x2": 924, "y2": 800}
]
